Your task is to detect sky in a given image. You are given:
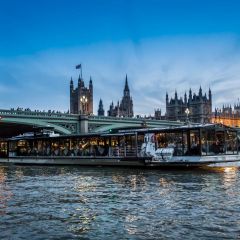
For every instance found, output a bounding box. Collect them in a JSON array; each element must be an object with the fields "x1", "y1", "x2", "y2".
[{"x1": 1, "y1": 0, "x2": 240, "y2": 115}]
